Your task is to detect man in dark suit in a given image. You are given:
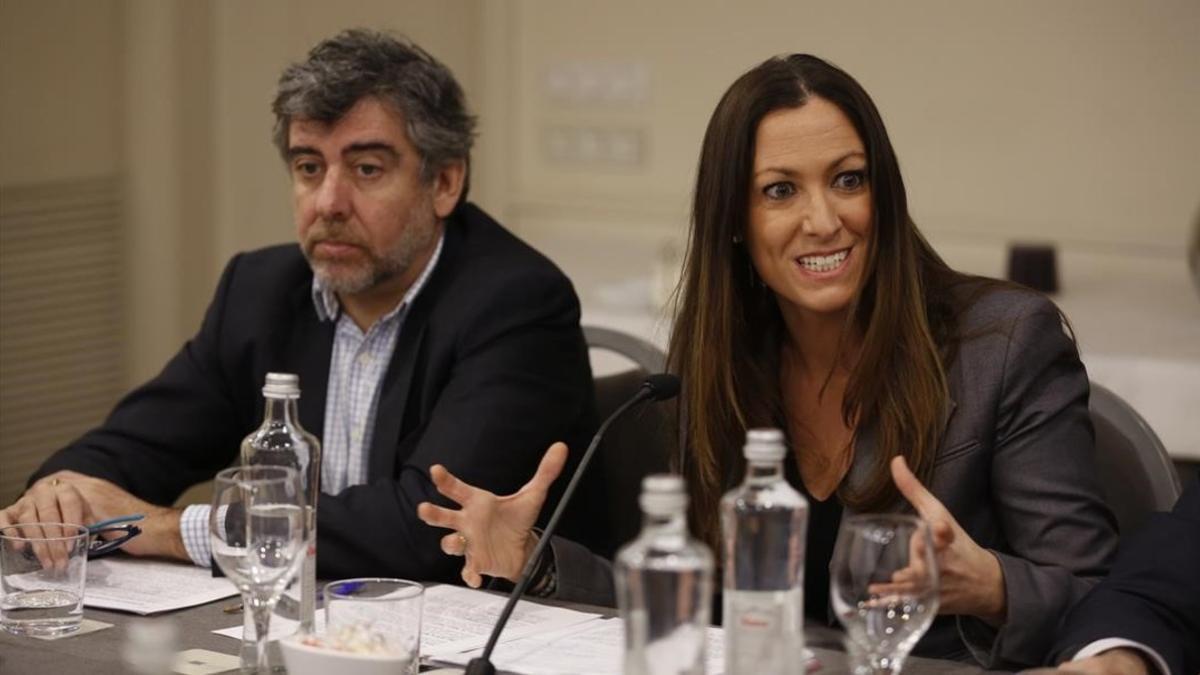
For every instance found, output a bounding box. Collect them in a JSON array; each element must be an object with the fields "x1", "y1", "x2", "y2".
[
  {"x1": 1052, "y1": 478, "x2": 1200, "y2": 675},
  {"x1": 0, "y1": 29, "x2": 594, "y2": 583}
]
